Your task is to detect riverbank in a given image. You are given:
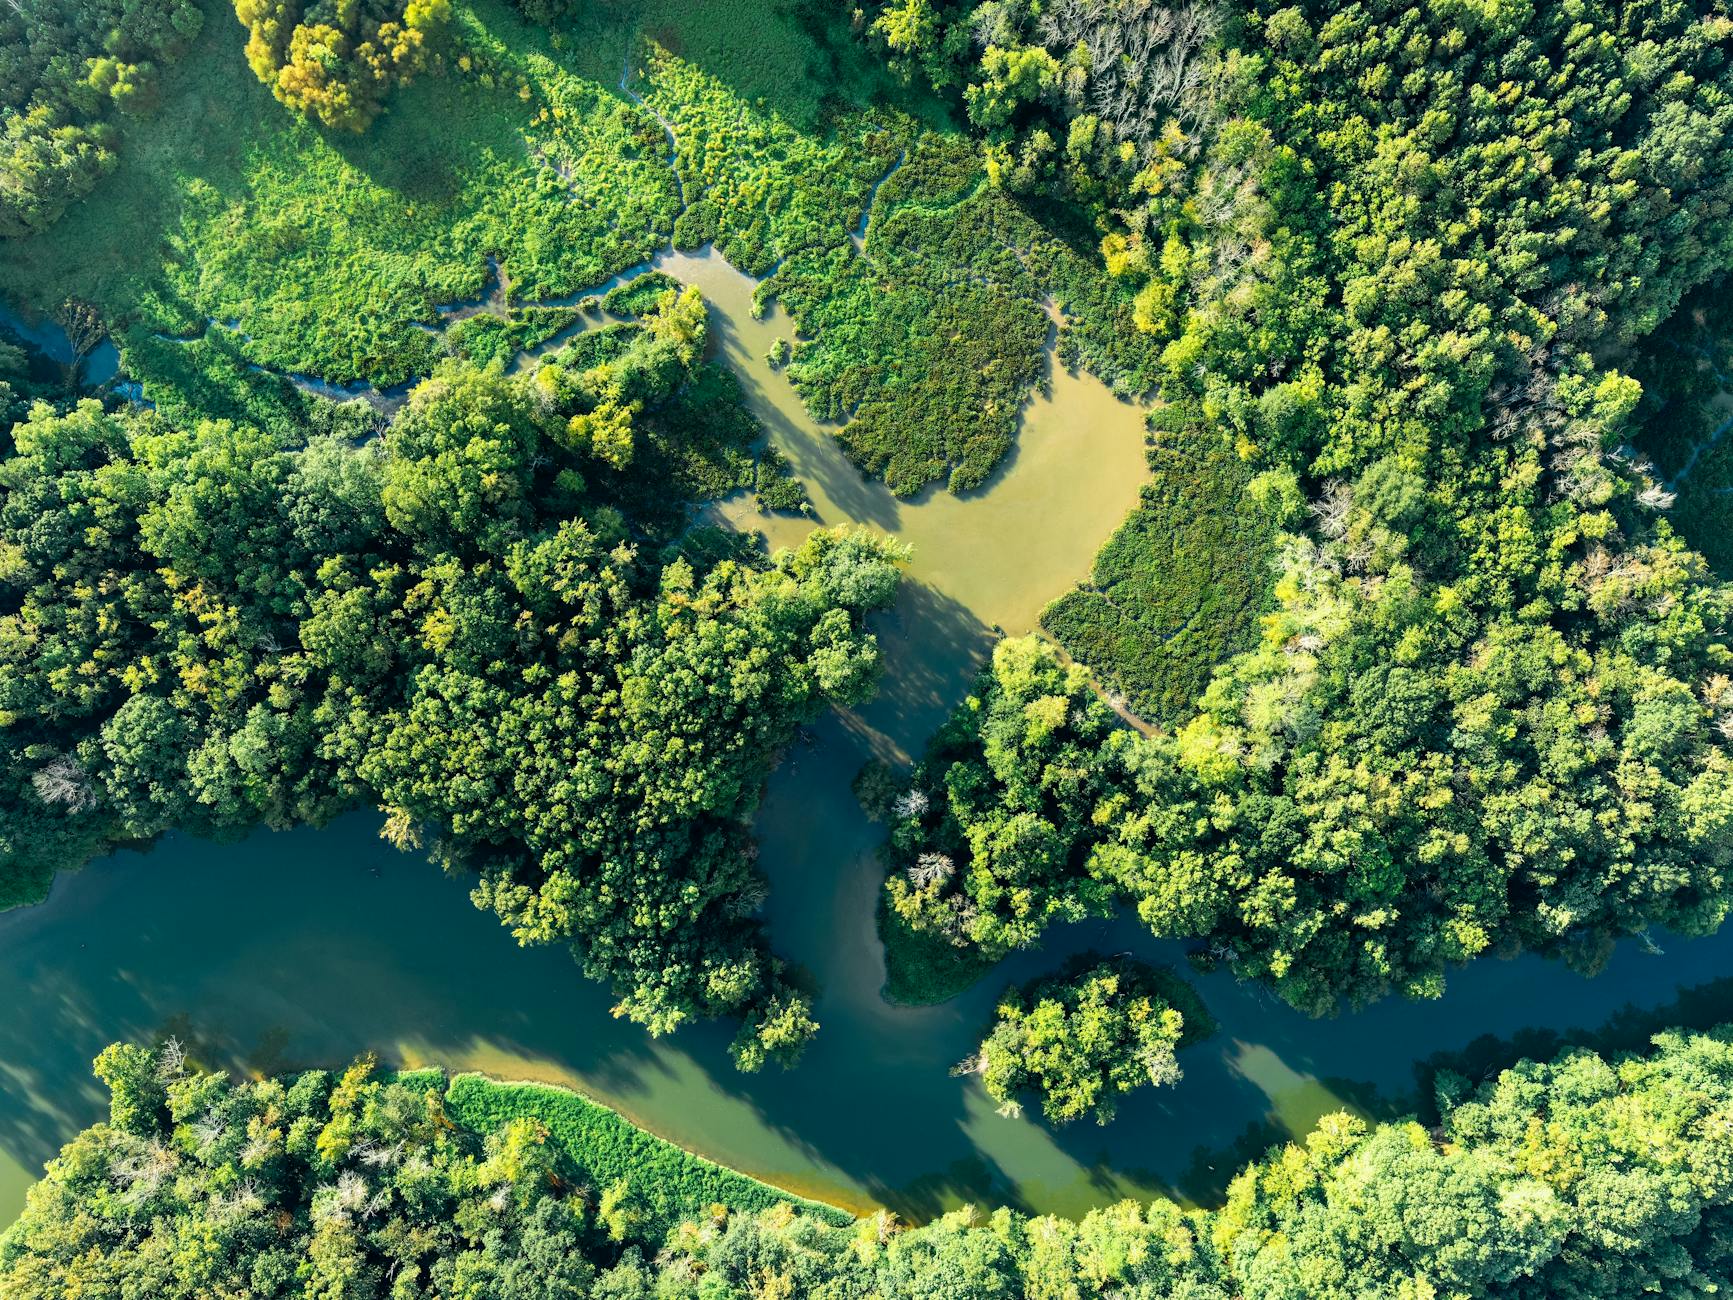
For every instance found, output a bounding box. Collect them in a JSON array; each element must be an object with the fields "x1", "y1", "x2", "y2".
[
  {"x1": 441, "y1": 1071, "x2": 854, "y2": 1230},
  {"x1": 8, "y1": 235, "x2": 1733, "y2": 1231}
]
